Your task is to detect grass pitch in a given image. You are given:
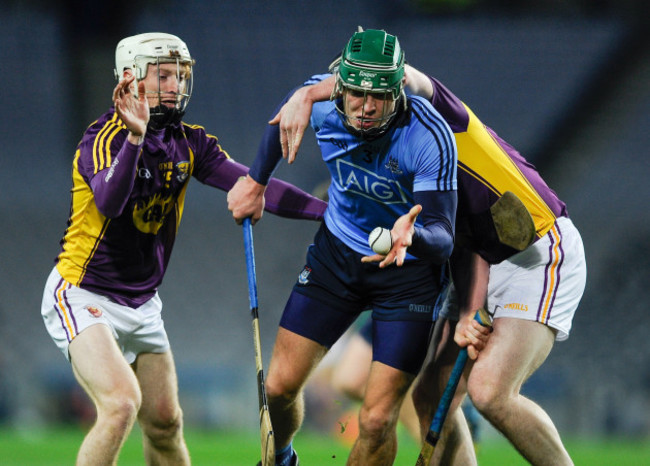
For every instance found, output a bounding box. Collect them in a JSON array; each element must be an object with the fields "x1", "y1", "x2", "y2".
[{"x1": 0, "y1": 425, "x2": 649, "y2": 465}]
